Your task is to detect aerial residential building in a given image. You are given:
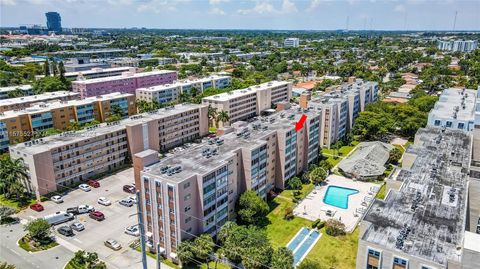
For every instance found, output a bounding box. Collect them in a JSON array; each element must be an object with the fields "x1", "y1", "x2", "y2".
[
  {"x1": 0, "y1": 92, "x2": 136, "y2": 147},
  {"x1": 64, "y1": 57, "x2": 111, "y2": 72},
  {"x1": 133, "y1": 104, "x2": 321, "y2": 260},
  {"x1": 72, "y1": 70, "x2": 177, "y2": 98},
  {"x1": 438, "y1": 40, "x2": 478, "y2": 52},
  {"x1": 427, "y1": 88, "x2": 476, "y2": 132},
  {"x1": 202, "y1": 81, "x2": 292, "y2": 124},
  {"x1": 305, "y1": 79, "x2": 379, "y2": 148},
  {"x1": 0, "y1": 91, "x2": 79, "y2": 112},
  {"x1": 9, "y1": 103, "x2": 208, "y2": 198},
  {"x1": 136, "y1": 76, "x2": 231, "y2": 104},
  {"x1": 357, "y1": 127, "x2": 480, "y2": 269},
  {"x1": 35, "y1": 67, "x2": 135, "y2": 81},
  {"x1": 0, "y1": 85, "x2": 34, "y2": 100},
  {"x1": 284, "y1": 38, "x2": 300, "y2": 48},
  {"x1": 0, "y1": 122, "x2": 8, "y2": 152},
  {"x1": 45, "y1": 12, "x2": 62, "y2": 33}
]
